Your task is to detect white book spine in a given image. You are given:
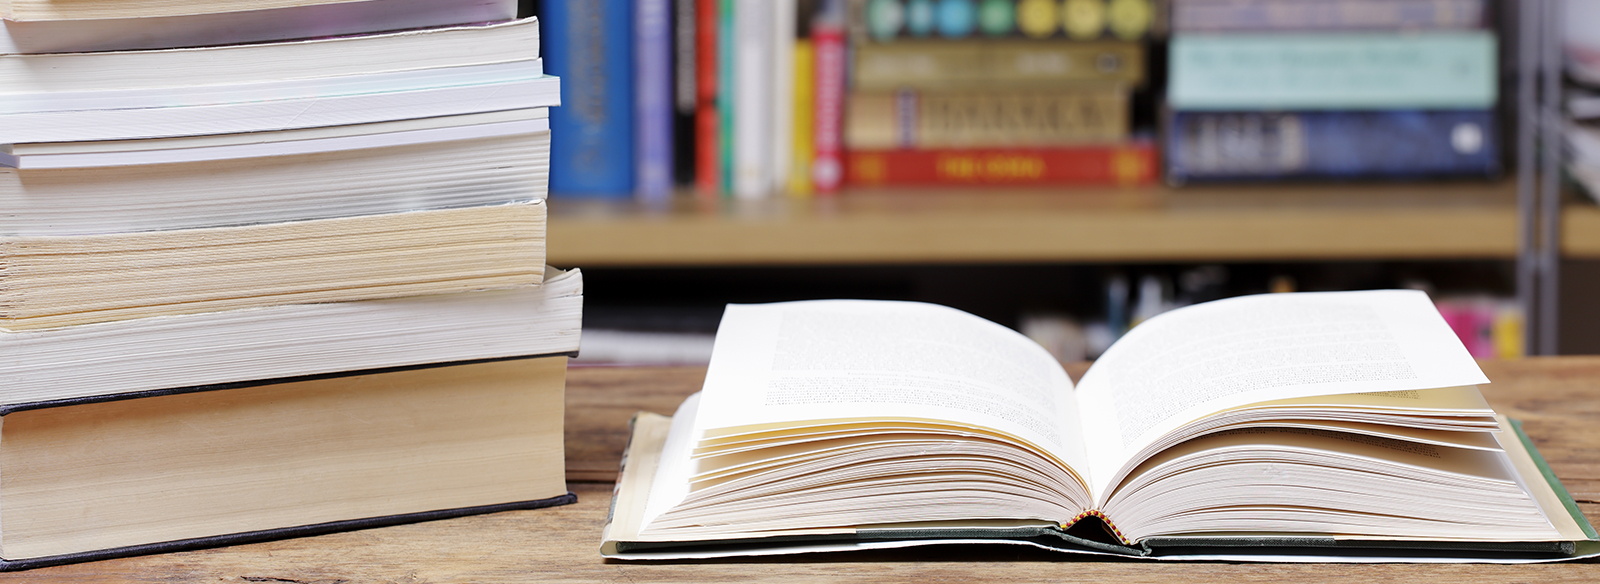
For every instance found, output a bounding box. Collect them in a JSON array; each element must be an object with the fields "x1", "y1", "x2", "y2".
[{"x1": 732, "y1": 0, "x2": 773, "y2": 200}]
